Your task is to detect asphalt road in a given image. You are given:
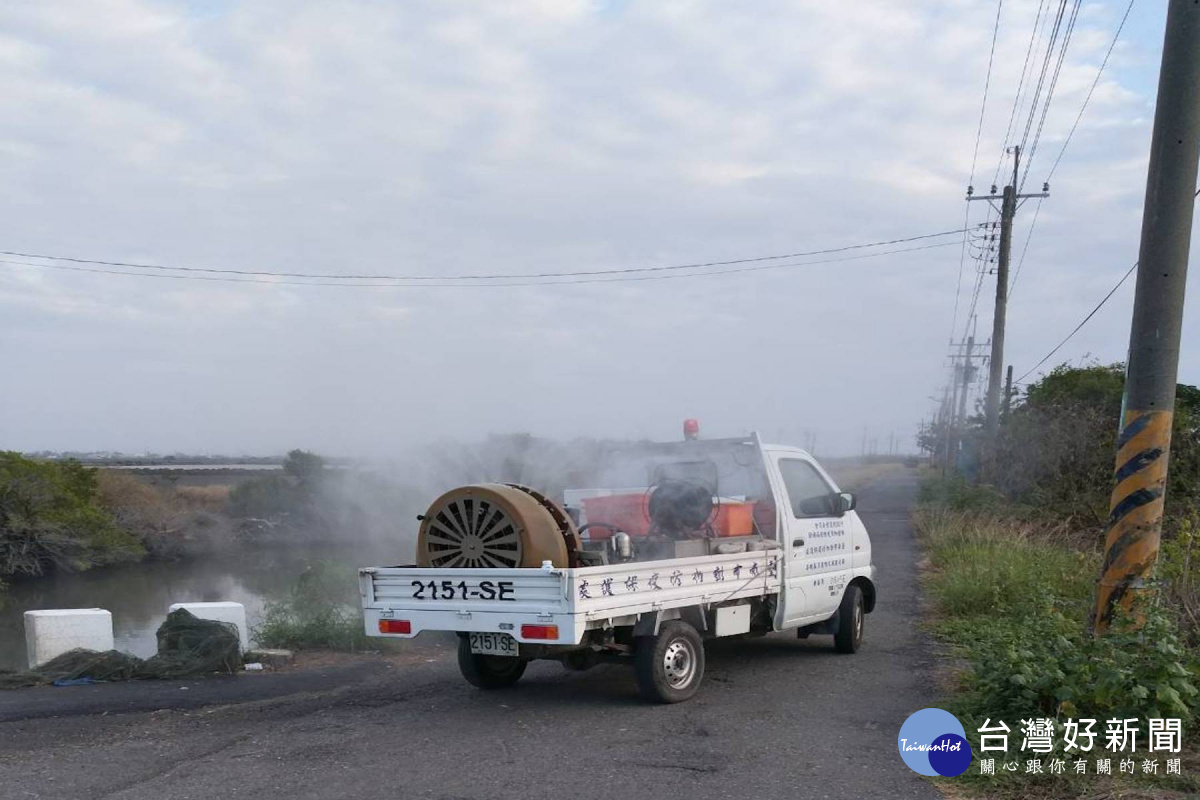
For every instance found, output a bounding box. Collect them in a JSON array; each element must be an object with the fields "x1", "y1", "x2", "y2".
[{"x1": 0, "y1": 468, "x2": 942, "y2": 800}]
